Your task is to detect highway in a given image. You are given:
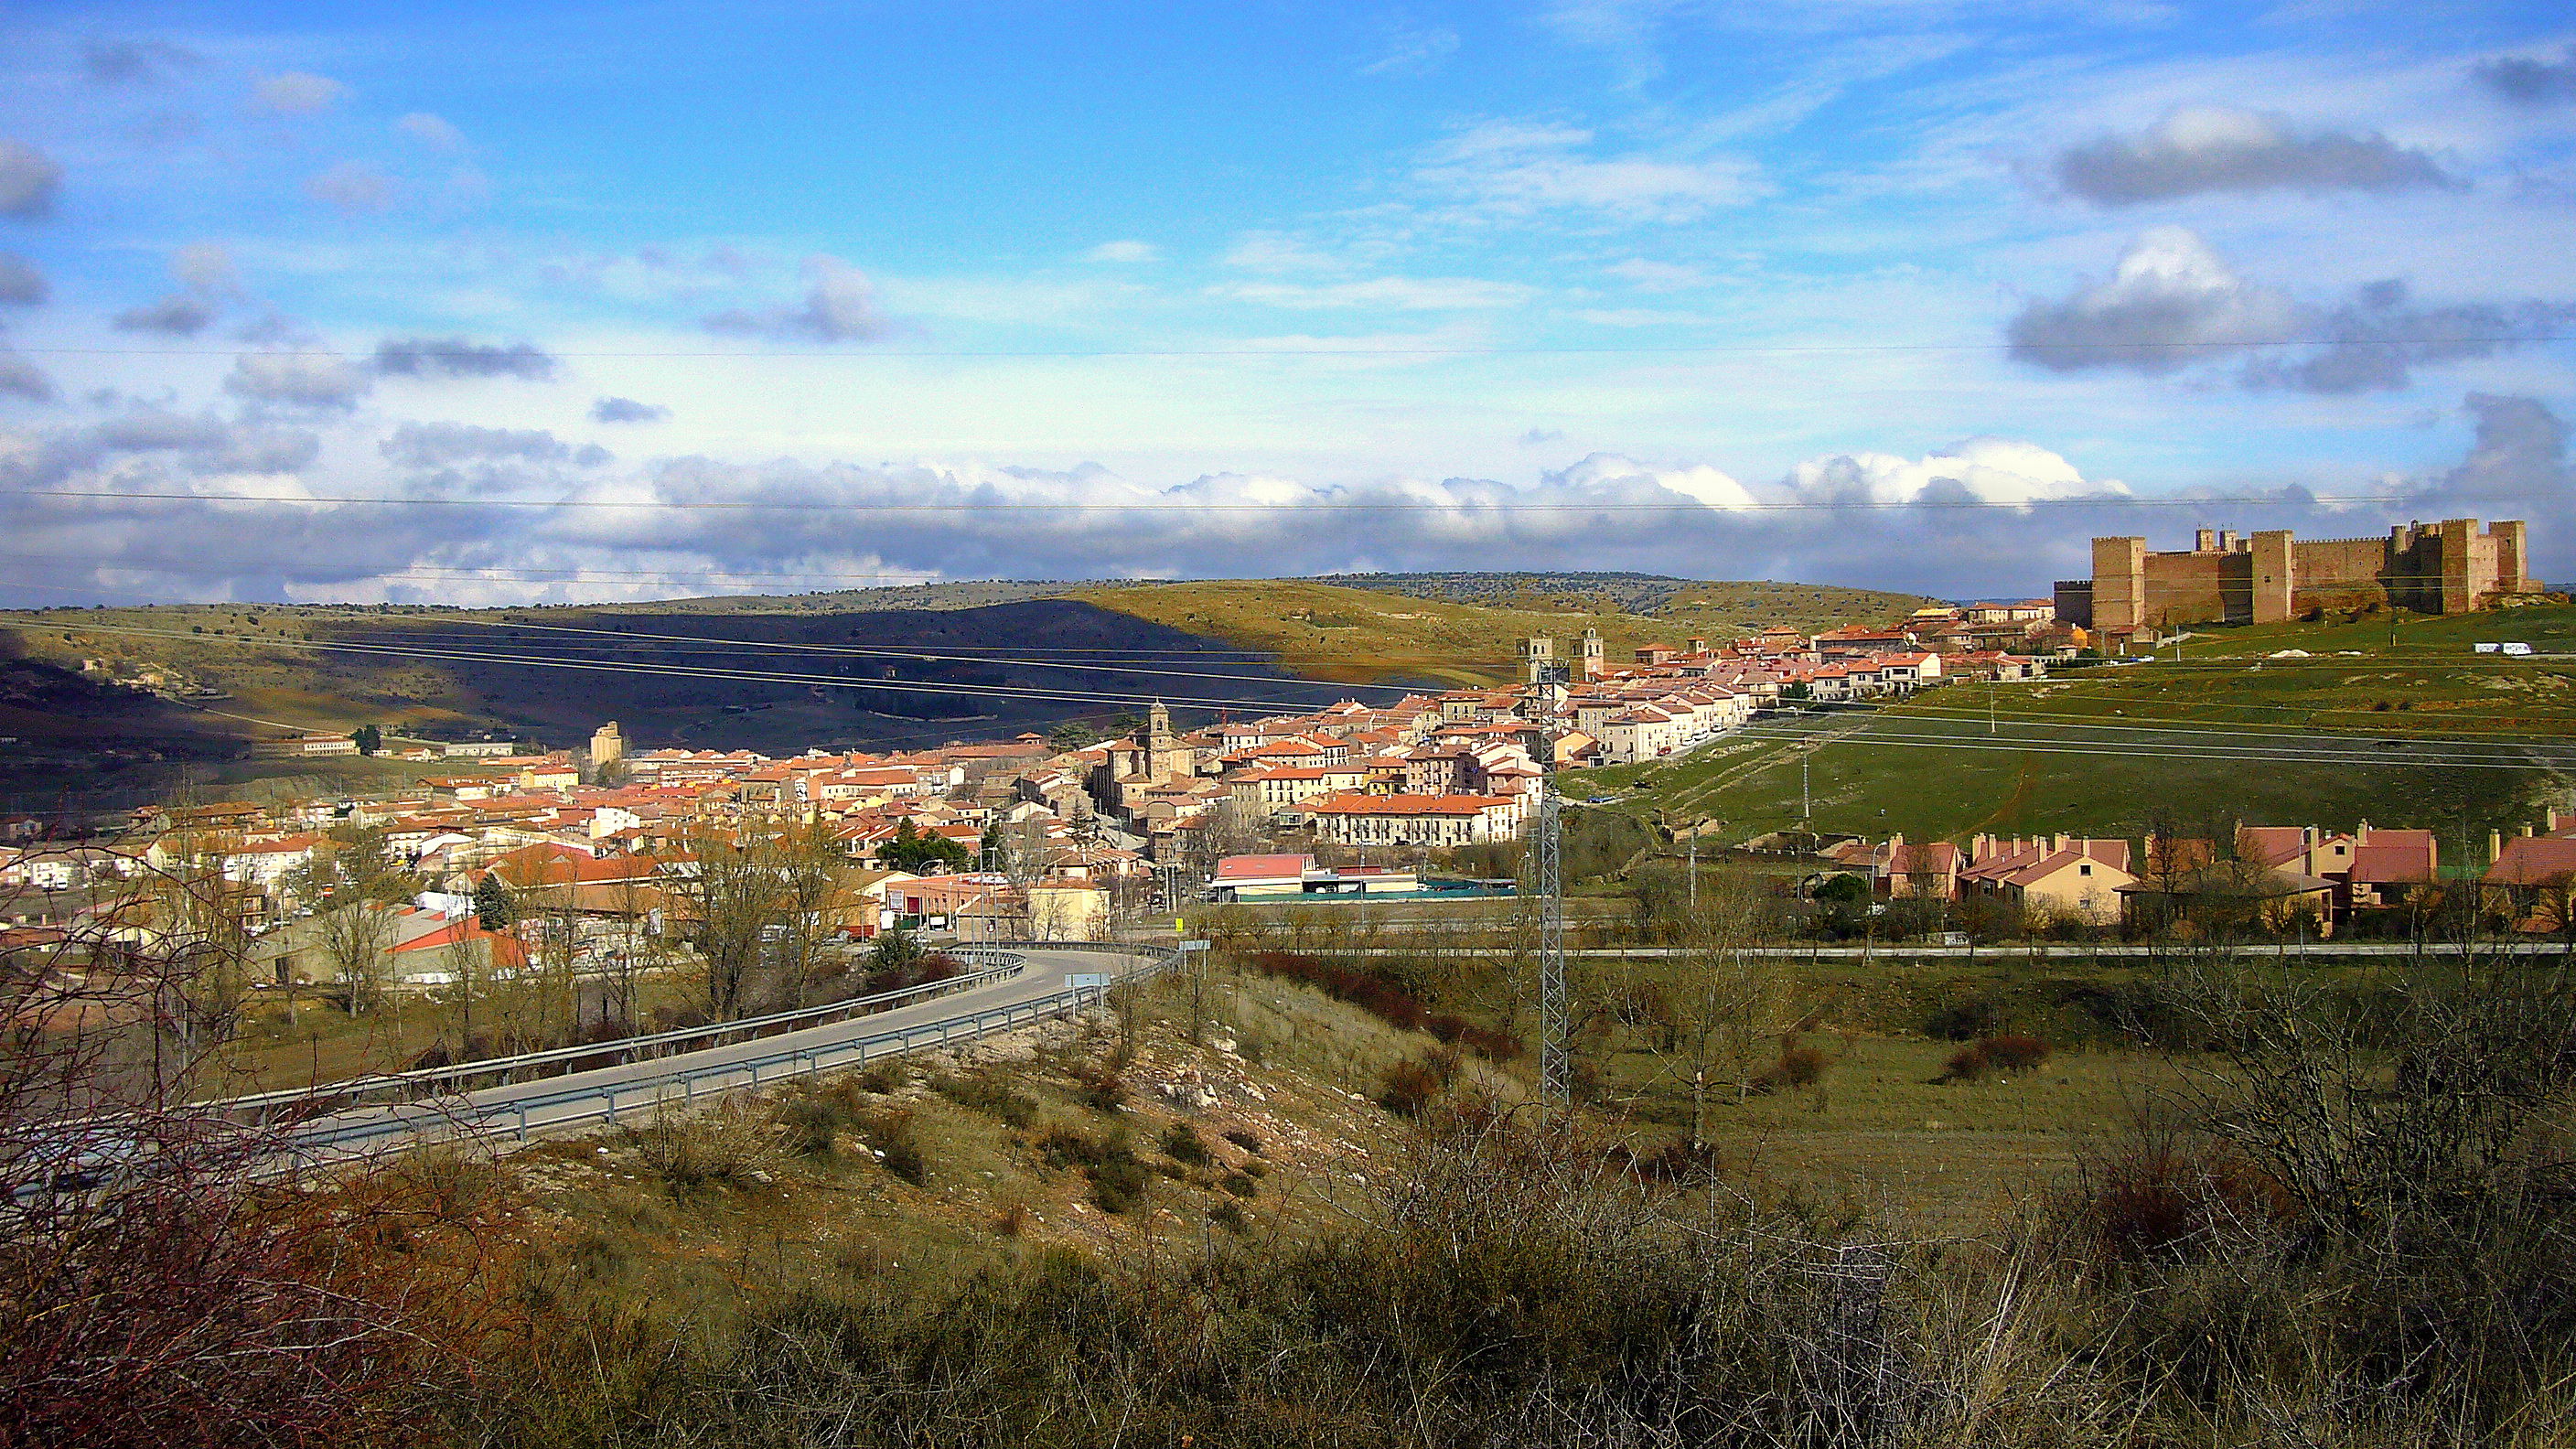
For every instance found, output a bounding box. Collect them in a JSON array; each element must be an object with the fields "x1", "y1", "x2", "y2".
[{"x1": 263, "y1": 940, "x2": 1175, "y2": 1163}]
